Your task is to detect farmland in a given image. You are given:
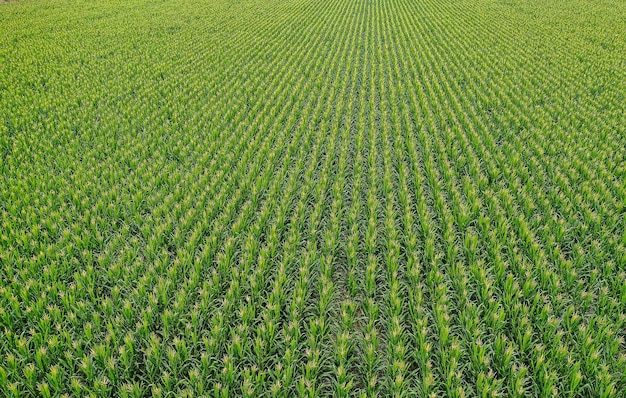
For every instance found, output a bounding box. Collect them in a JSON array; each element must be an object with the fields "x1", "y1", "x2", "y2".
[{"x1": 1, "y1": 0, "x2": 625, "y2": 396}]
